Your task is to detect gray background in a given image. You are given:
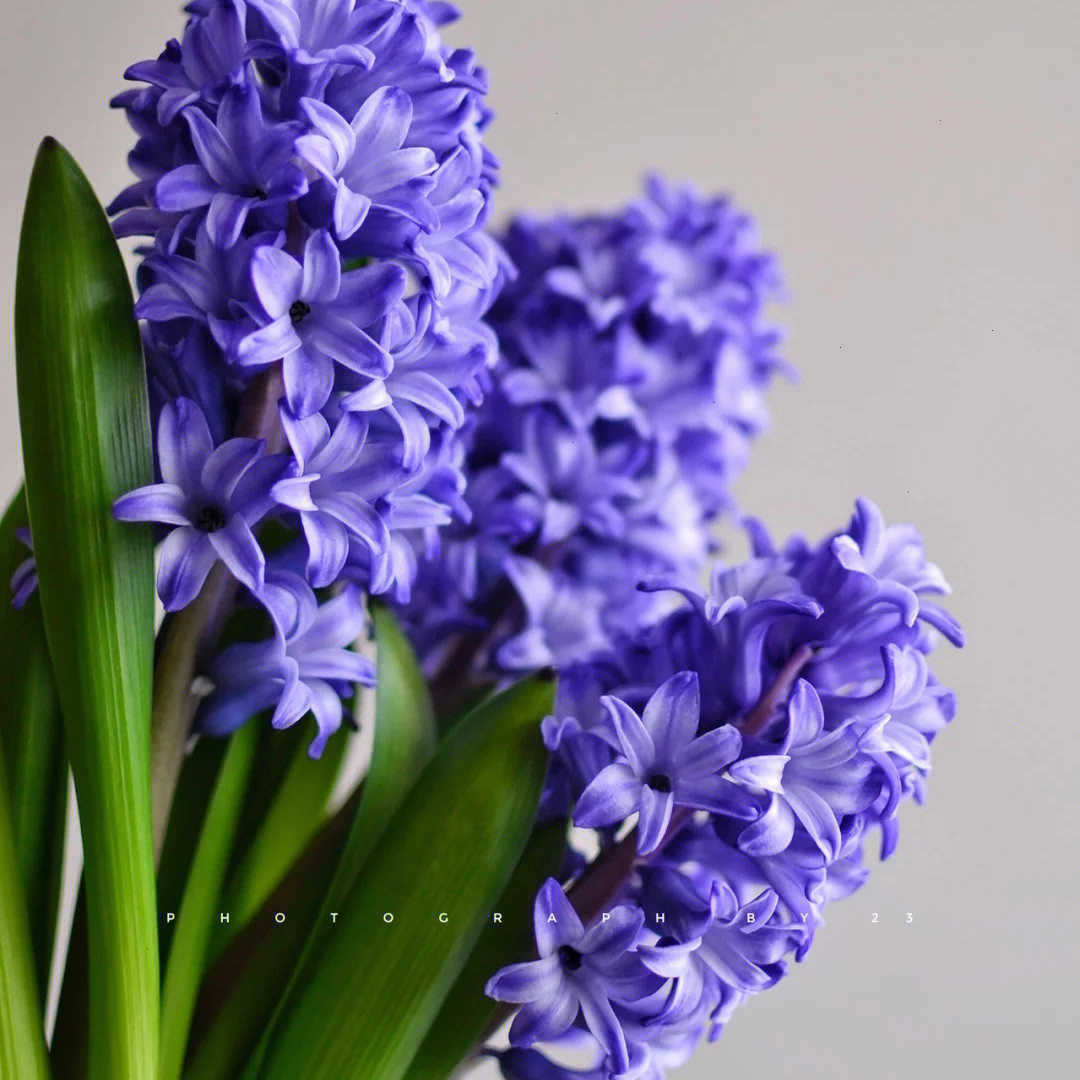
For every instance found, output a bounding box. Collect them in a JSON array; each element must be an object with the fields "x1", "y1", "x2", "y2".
[{"x1": 2, "y1": 0, "x2": 1078, "y2": 1076}]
